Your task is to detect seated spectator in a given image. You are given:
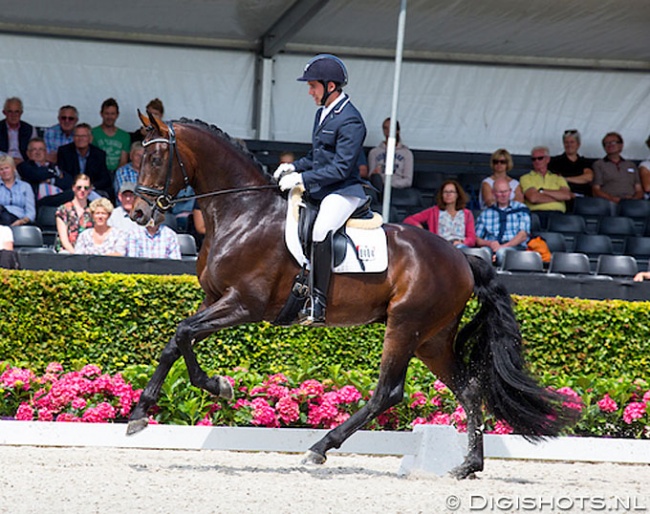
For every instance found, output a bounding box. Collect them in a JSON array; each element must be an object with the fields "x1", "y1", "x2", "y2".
[
  {"x1": 0, "y1": 154, "x2": 36, "y2": 226},
  {"x1": 0, "y1": 224, "x2": 13, "y2": 250},
  {"x1": 0, "y1": 97, "x2": 37, "y2": 164},
  {"x1": 44, "y1": 105, "x2": 79, "y2": 163},
  {"x1": 126, "y1": 221, "x2": 181, "y2": 260},
  {"x1": 188, "y1": 201, "x2": 206, "y2": 251},
  {"x1": 92, "y1": 98, "x2": 131, "y2": 173},
  {"x1": 637, "y1": 134, "x2": 650, "y2": 198},
  {"x1": 57, "y1": 123, "x2": 113, "y2": 201},
  {"x1": 172, "y1": 186, "x2": 196, "y2": 232},
  {"x1": 108, "y1": 182, "x2": 139, "y2": 233},
  {"x1": 403, "y1": 179, "x2": 476, "y2": 248},
  {"x1": 55, "y1": 174, "x2": 93, "y2": 253},
  {"x1": 519, "y1": 145, "x2": 573, "y2": 227},
  {"x1": 367, "y1": 117, "x2": 413, "y2": 190},
  {"x1": 475, "y1": 177, "x2": 531, "y2": 266},
  {"x1": 549, "y1": 129, "x2": 594, "y2": 200},
  {"x1": 479, "y1": 148, "x2": 524, "y2": 209},
  {"x1": 18, "y1": 137, "x2": 74, "y2": 207},
  {"x1": 75, "y1": 198, "x2": 126, "y2": 256},
  {"x1": 592, "y1": 132, "x2": 642, "y2": 212},
  {"x1": 131, "y1": 98, "x2": 165, "y2": 144},
  {"x1": 113, "y1": 142, "x2": 144, "y2": 202}
]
